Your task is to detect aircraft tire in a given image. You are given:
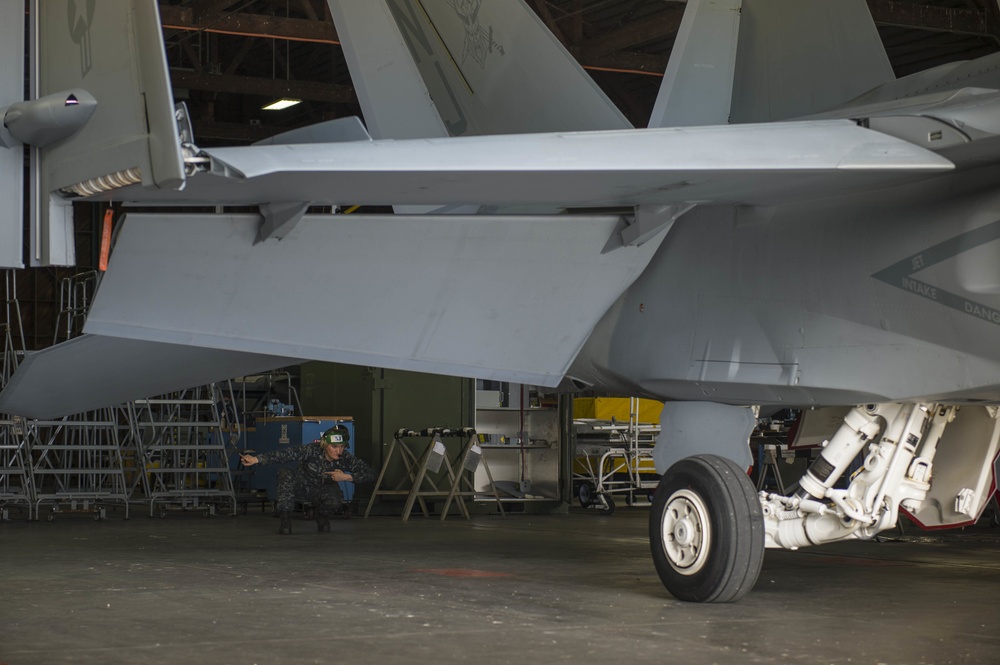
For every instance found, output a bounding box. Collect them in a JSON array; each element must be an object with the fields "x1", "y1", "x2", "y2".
[{"x1": 648, "y1": 454, "x2": 764, "y2": 603}]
